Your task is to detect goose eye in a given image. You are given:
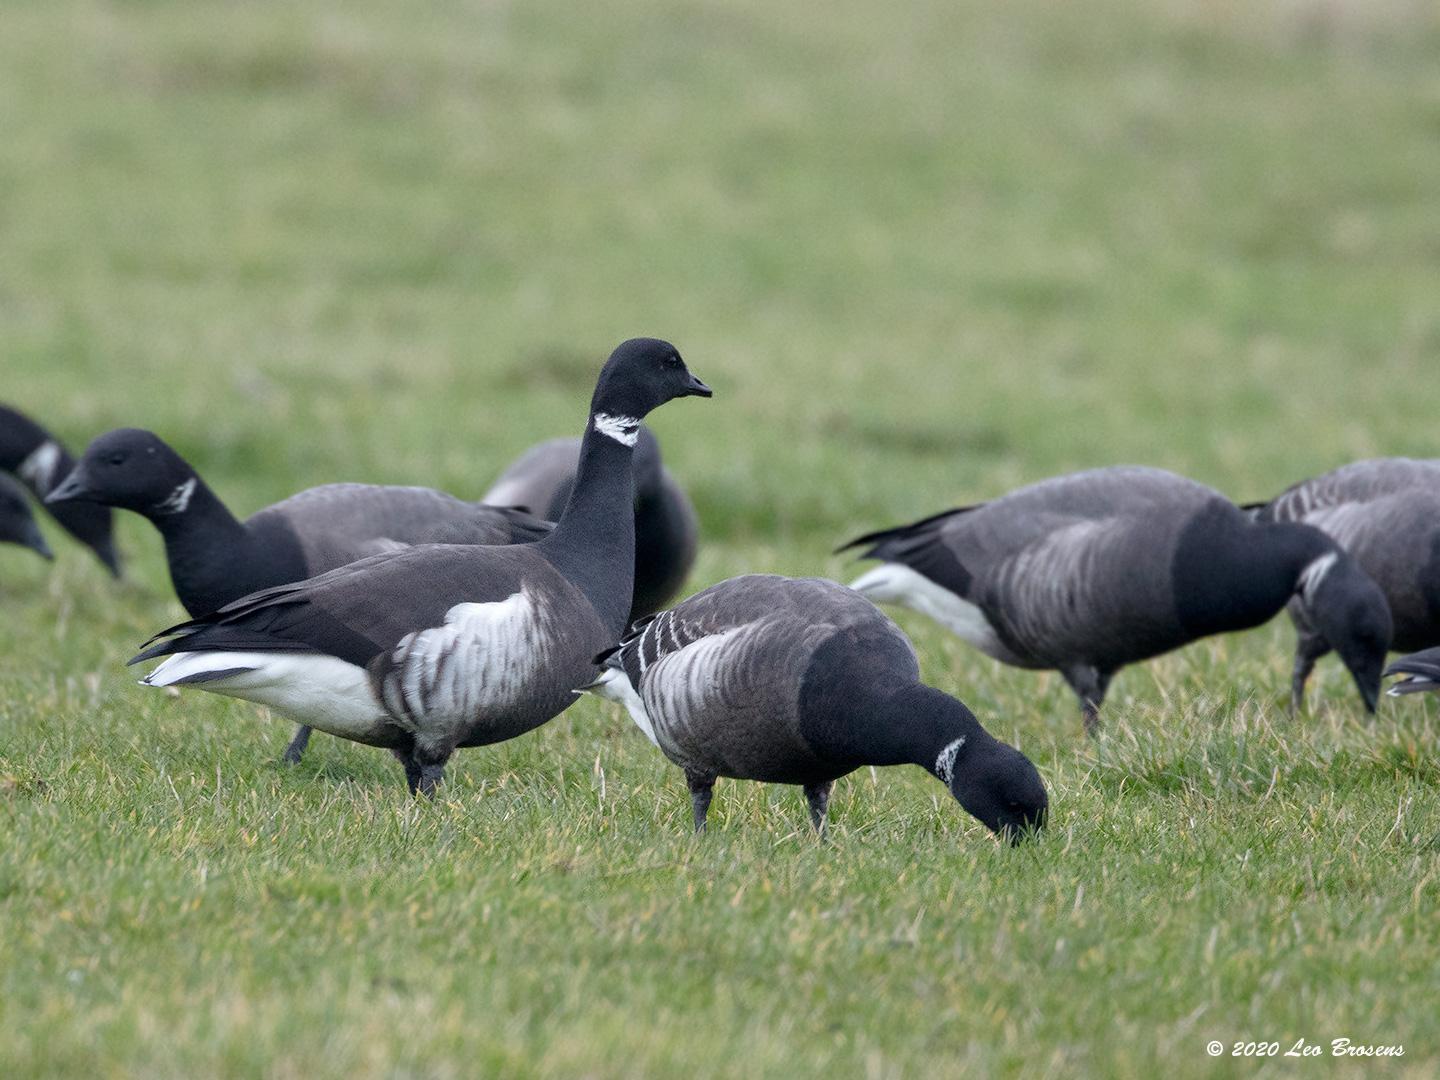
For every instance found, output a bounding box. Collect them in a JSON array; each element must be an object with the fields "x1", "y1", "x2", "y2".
[
  {"x1": 108, "y1": 453, "x2": 126, "y2": 466},
  {"x1": 663, "y1": 355, "x2": 682, "y2": 369}
]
